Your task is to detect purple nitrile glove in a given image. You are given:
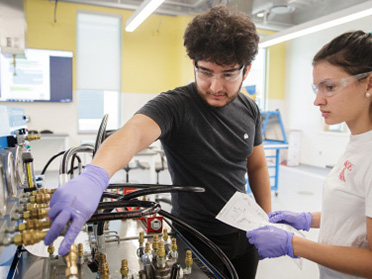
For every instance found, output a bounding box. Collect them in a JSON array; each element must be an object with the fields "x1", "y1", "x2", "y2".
[
  {"x1": 44, "y1": 164, "x2": 109, "y2": 255},
  {"x1": 246, "y1": 226, "x2": 296, "y2": 260},
  {"x1": 268, "y1": 211, "x2": 313, "y2": 231}
]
